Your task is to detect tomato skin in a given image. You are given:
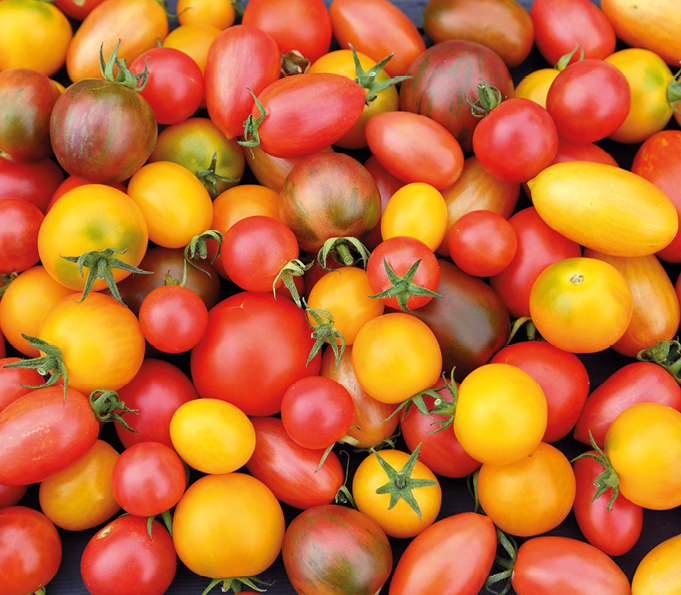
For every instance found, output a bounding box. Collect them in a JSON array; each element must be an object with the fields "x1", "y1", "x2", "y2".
[
  {"x1": 632, "y1": 532, "x2": 681, "y2": 595},
  {"x1": 0, "y1": 386, "x2": 99, "y2": 486},
  {"x1": 408, "y1": 259, "x2": 510, "y2": 381},
  {"x1": 177, "y1": 0, "x2": 235, "y2": 29},
  {"x1": 66, "y1": 0, "x2": 169, "y2": 83},
  {"x1": 0, "y1": 485, "x2": 27, "y2": 510},
  {"x1": 362, "y1": 155, "x2": 405, "y2": 251},
  {"x1": 512, "y1": 536, "x2": 631, "y2": 595},
  {"x1": 0, "y1": 506, "x2": 62, "y2": 595},
  {"x1": 490, "y1": 341, "x2": 590, "y2": 443},
  {"x1": 0, "y1": 157, "x2": 64, "y2": 213},
  {"x1": 574, "y1": 361, "x2": 681, "y2": 449},
  {"x1": 54, "y1": 0, "x2": 107, "y2": 20},
  {"x1": 245, "y1": 416, "x2": 345, "y2": 510},
  {"x1": 50, "y1": 80, "x2": 157, "y2": 184},
  {"x1": 365, "y1": 111, "x2": 464, "y2": 191},
  {"x1": 423, "y1": 0, "x2": 534, "y2": 69},
  {"x1": 573, "y1": 453, "x2": 643, "y2": 557},
  {"x1": 191, "y1": 292, "x2": 321, "y2": 416},
  {"x1": 205, "y1": 25, "x2": 281, "y2": 140},
  {"x1": 81, "y1": 515, "x2": 177, "y2": 595},
  {"x1": 389, "y1": 512, "x2": 496, "y2": 595},
  {"x1": 329, "y1": 0, "x2": 426, "y2": 77},
  {"x1": 400, "y1": 40, "x2": 514, "y2": 153},
  {"x1": 530, "y1": 0, "x2": 616, "y2": 66},
  {"x1": 0, "y1": 199, "x2": 43, "y2": 275}
]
